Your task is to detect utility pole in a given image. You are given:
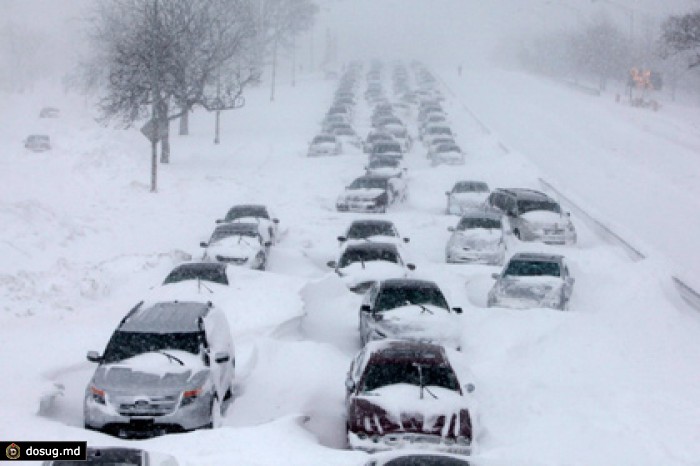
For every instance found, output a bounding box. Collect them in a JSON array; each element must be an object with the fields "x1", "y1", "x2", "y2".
[
  {"x1": 214, "y1": 66, "x2": 221, "y2": 144},
  {"x1": 292, "y1": 32, "x2": 296, "y2": 87},
  {"x1": 270, "y1": 33, "x2": 277, "y2": 102}
]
